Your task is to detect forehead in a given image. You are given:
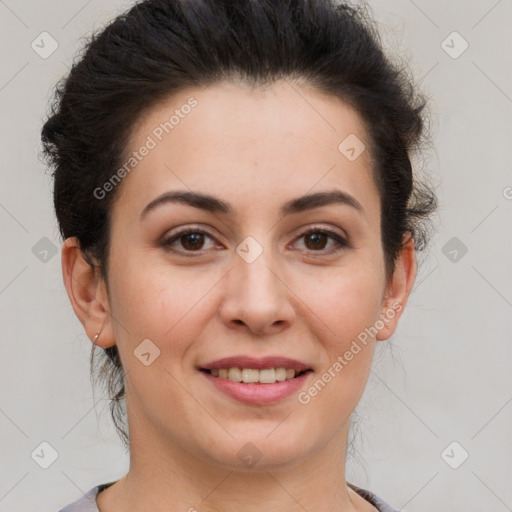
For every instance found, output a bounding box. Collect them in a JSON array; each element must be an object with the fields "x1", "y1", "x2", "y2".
[{"x1": 113, "y1": 80, "x2": 379, "y2": 222}]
